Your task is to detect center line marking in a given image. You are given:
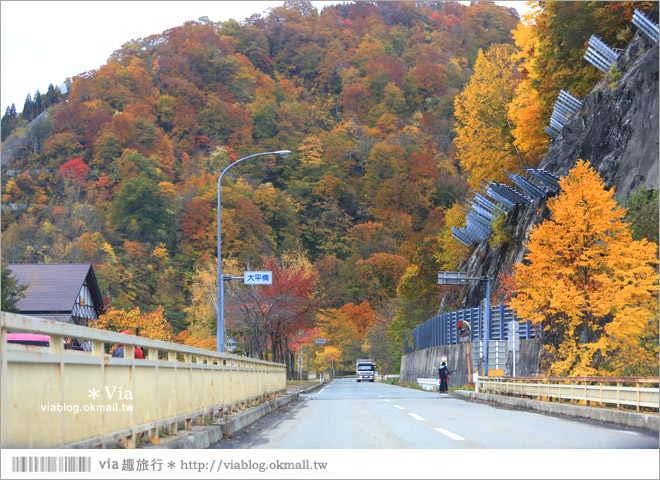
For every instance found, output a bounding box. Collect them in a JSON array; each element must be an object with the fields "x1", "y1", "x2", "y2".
[
  {"x1": 435, "y1": 427, "x2": 464, "y2": 441},
  {"x1": 409, "y1": 413, "x2": 425, "y2": 421},
  {"x1": 394, "y1": 405, "x2": 405, "y2": 410},
  {"x1": 383, "y1": 399, "x2": 392, "y2": 402}
]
